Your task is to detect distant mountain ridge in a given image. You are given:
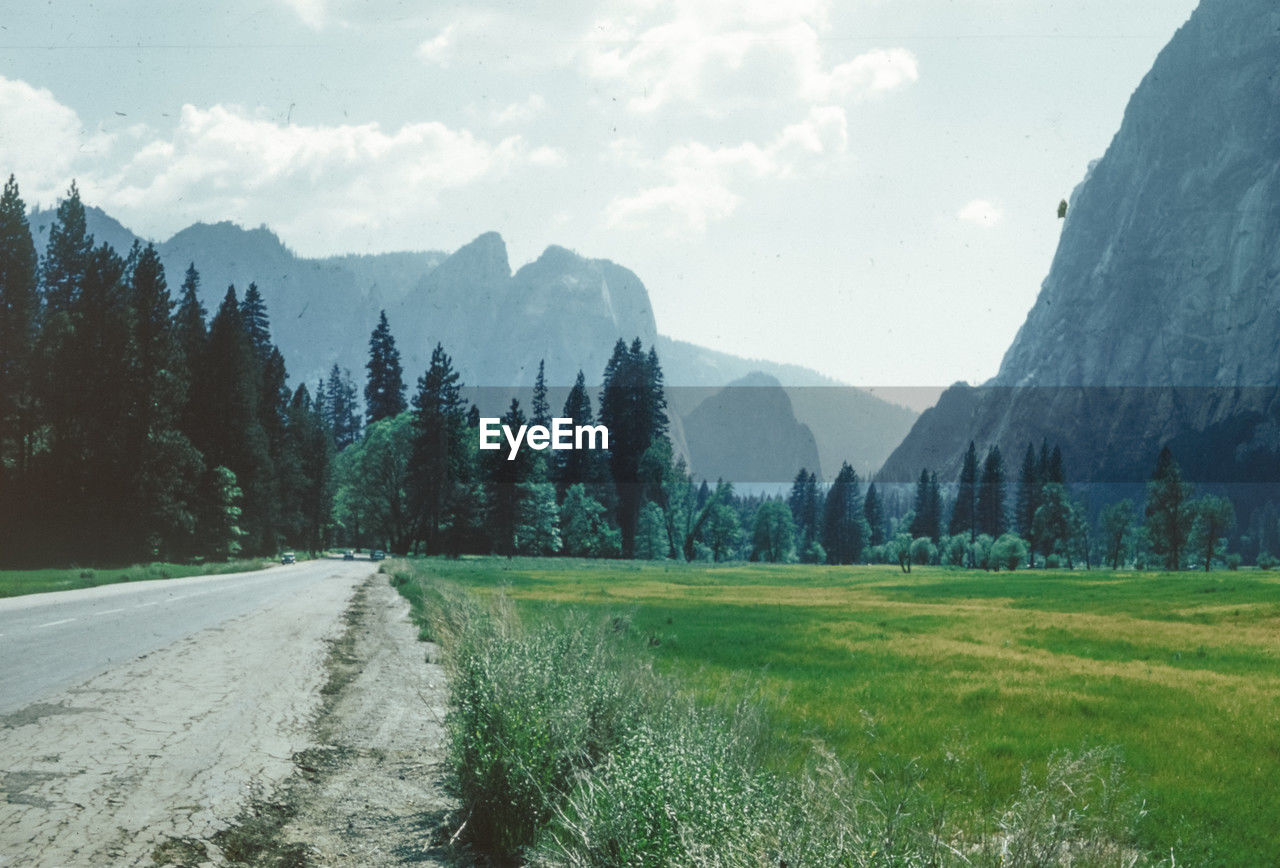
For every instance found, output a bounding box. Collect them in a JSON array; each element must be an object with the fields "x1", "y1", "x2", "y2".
[{"x1": 27, "y1": 205, "x2": 917, "y2": 482}]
